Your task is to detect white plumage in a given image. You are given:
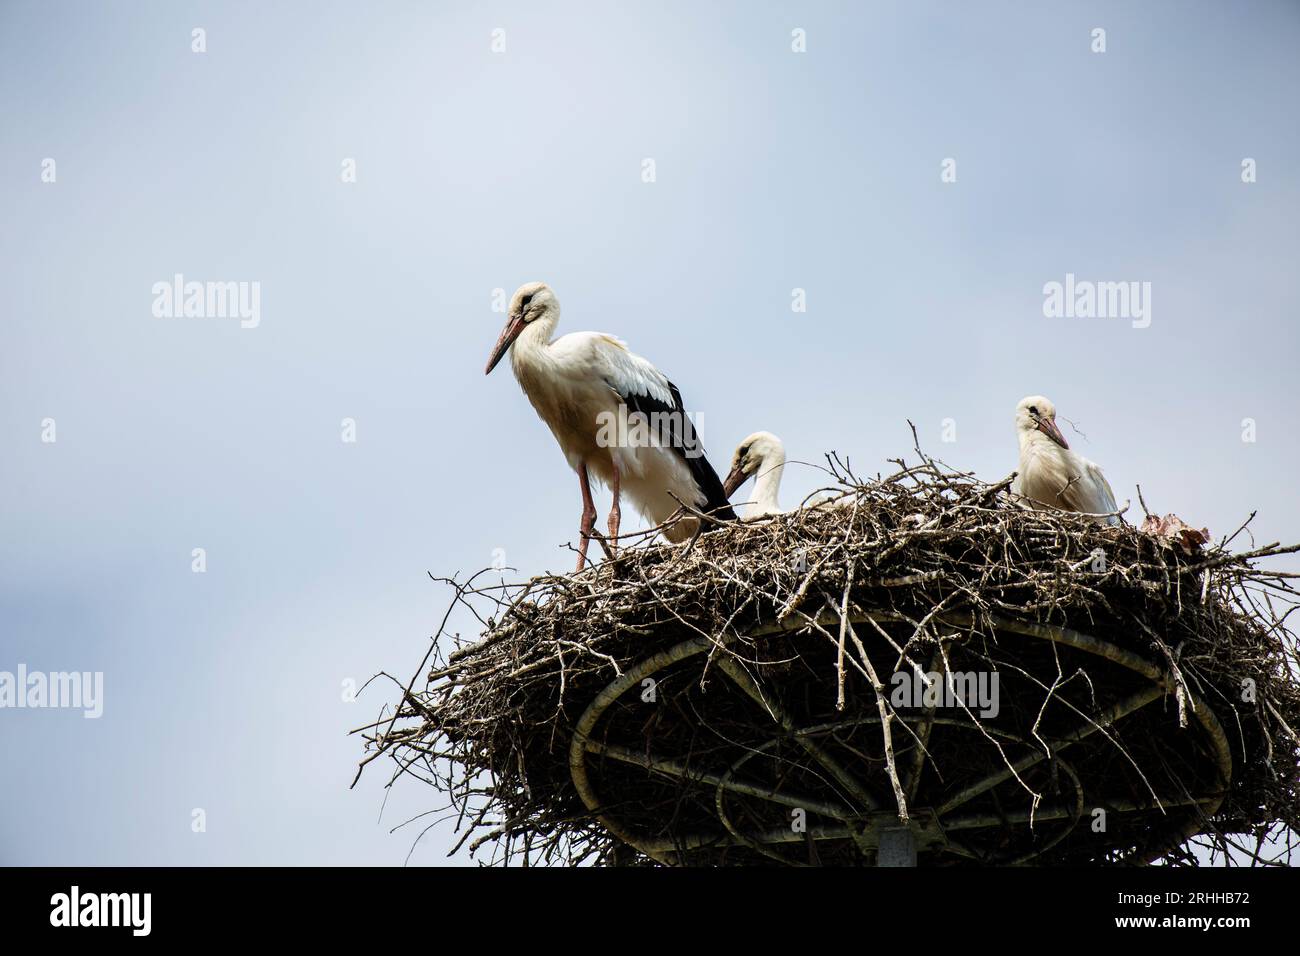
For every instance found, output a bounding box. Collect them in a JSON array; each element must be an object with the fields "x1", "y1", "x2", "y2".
[
  {"x1": 722, "y1": 431, "x2": 787, "y2": 519},
  {"x1": 485, "y1": 282, "x2": 736, "y2": 571},
  {"x1": 1011, "y1": 395, "x2": 1121, "y2": 526}
]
